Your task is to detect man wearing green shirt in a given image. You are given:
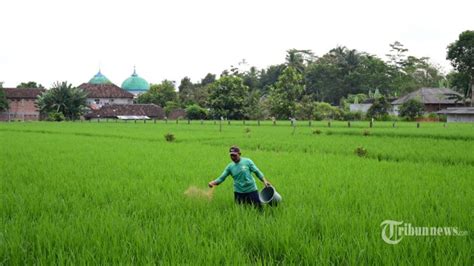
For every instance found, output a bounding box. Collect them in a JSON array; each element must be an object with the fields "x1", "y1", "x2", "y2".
[{"x1": 208, "y1": 146, "x2": 271, "y2": 208}]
